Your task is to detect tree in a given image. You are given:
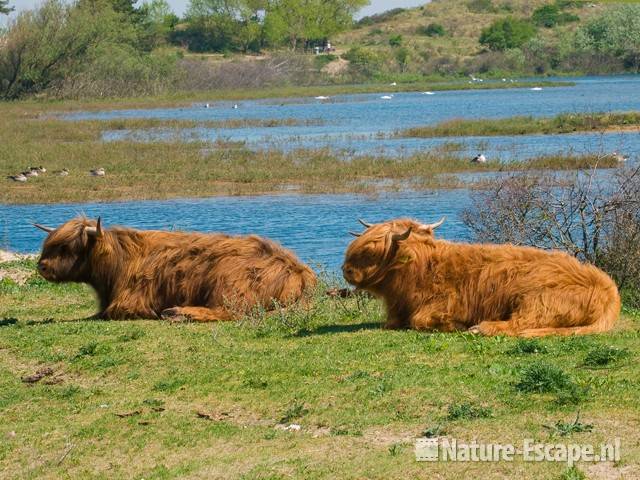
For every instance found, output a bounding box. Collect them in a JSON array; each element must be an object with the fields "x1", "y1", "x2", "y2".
[
  {"x1": 184, "y1": 0, "x2": 266, "y2": 52},
  {"x1": 0, "y1": 0, "x2": 13, "y2": 15},
  {"x1": 0, "y1": 0, "x2": 176, "y2": 99},
  {"x1": 479, "y1": 17, "x2": 536, "y2": 51},
  {"x1": 264, "y1": 0, "x2": 369, "y2": 50},
  {"x1": 138, "y1": 0, "x2": 179, "y2": 48},
  {"x1": 575, "y1": 5, "x2": 640, "y2": 70}
]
